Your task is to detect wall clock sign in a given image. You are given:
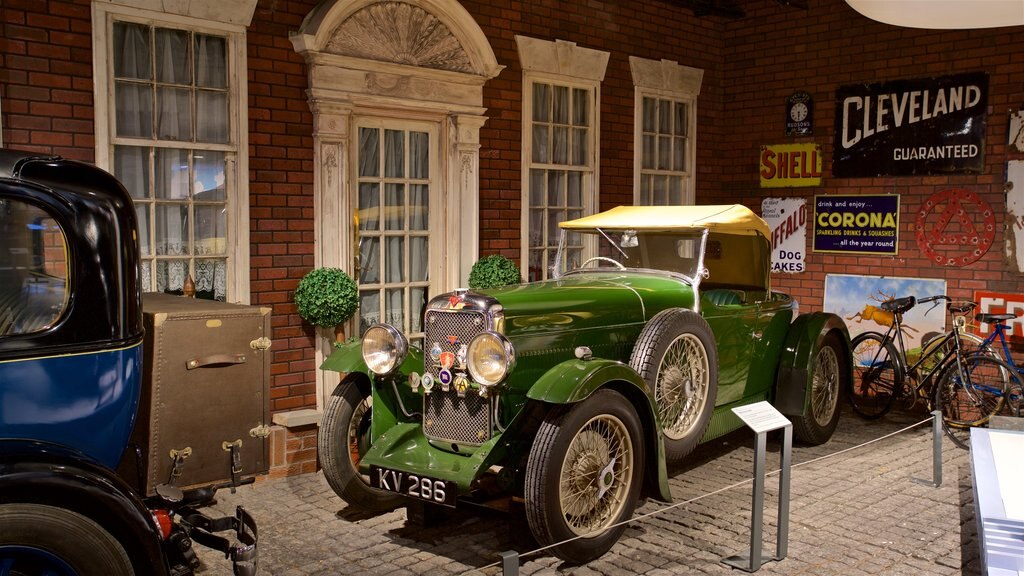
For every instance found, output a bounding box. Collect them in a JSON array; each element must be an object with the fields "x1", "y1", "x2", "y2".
[{"x1": 785, "y1": 91, "x2": 813, "y2": 136}]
